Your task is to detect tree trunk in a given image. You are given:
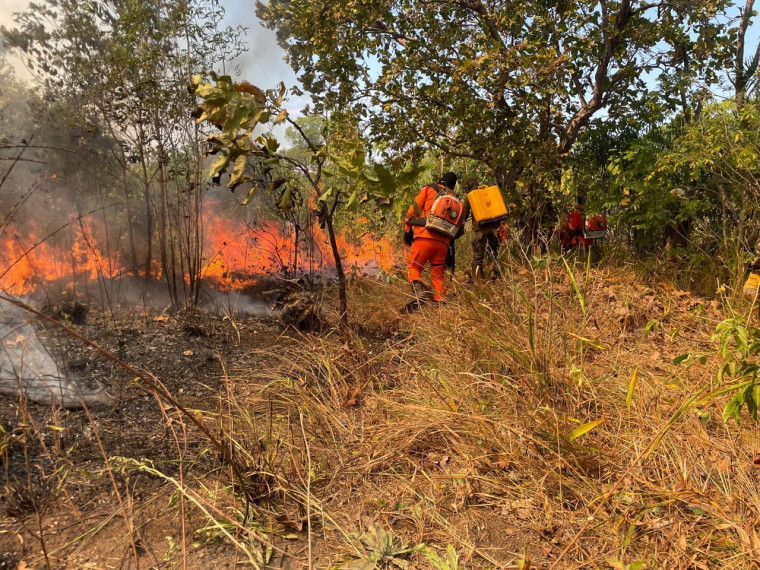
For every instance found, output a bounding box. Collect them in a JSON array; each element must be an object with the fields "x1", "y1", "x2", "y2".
[
  {"x1": 120, "y1": 162, "x2": 138, "y2": 272},
  {"x1": 323, "y1": 207, "x2": 348, "y2": 329},
  {"x1": 293, "y1": 224, "x2": 299, "y2": 277},
  {"x1": 137, "y1": 123, "x2": 154, "y2": 283},
  {"x1": 153, "y1": 116, "x2": 180, "y2": 309}
]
